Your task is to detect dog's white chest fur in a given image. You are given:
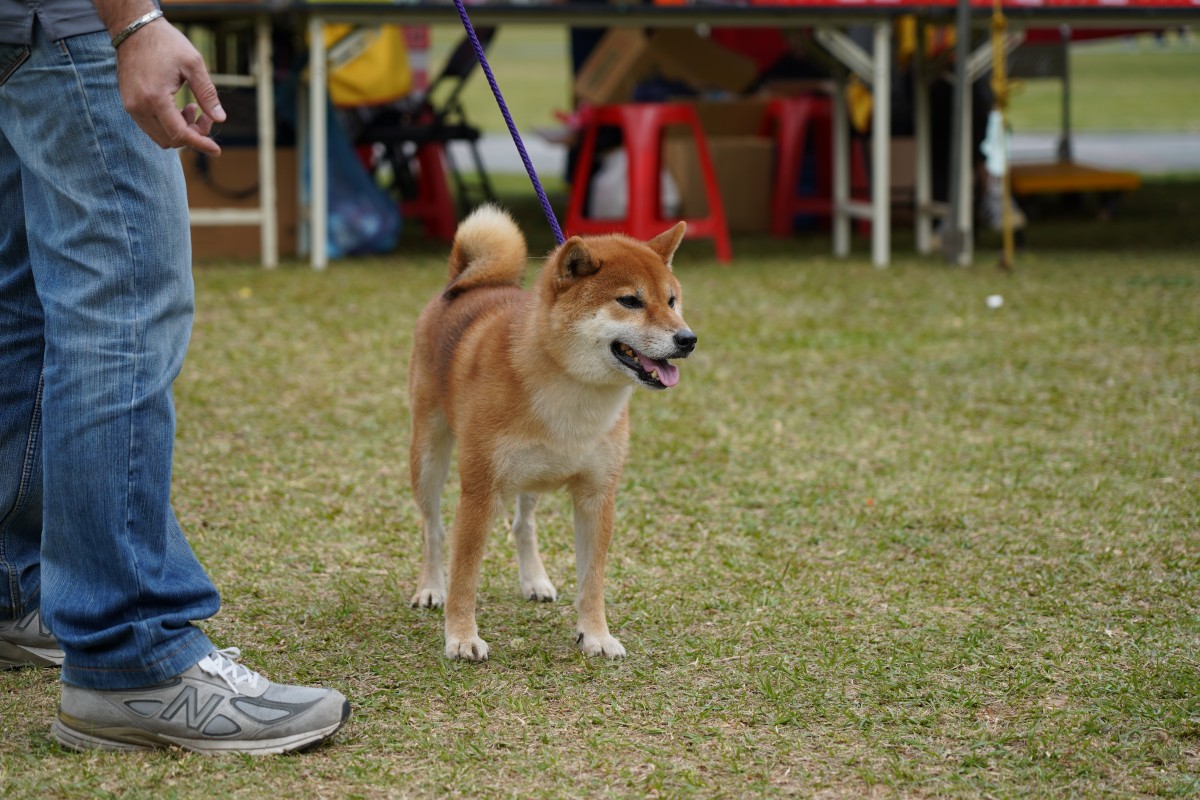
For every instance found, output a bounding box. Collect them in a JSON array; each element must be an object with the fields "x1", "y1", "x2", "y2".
[{"x1": 492, "y1": 381, "x2": 631, "y2": 494}]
